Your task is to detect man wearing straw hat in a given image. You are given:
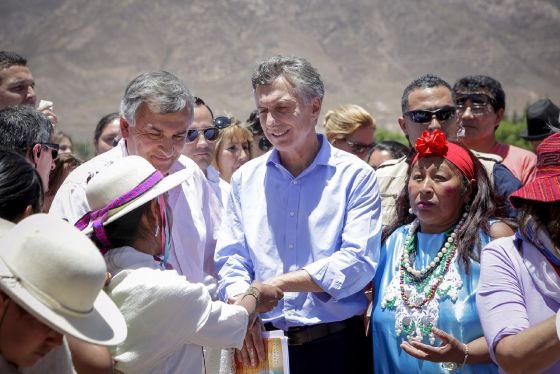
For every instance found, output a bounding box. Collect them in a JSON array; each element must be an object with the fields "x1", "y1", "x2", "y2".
[
  {"x1": 51, "y1": 71, "x2": 219, "y2": 282},
  {"x1": 0, "y1": 214, "x2": 126, "y2": 372}
]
